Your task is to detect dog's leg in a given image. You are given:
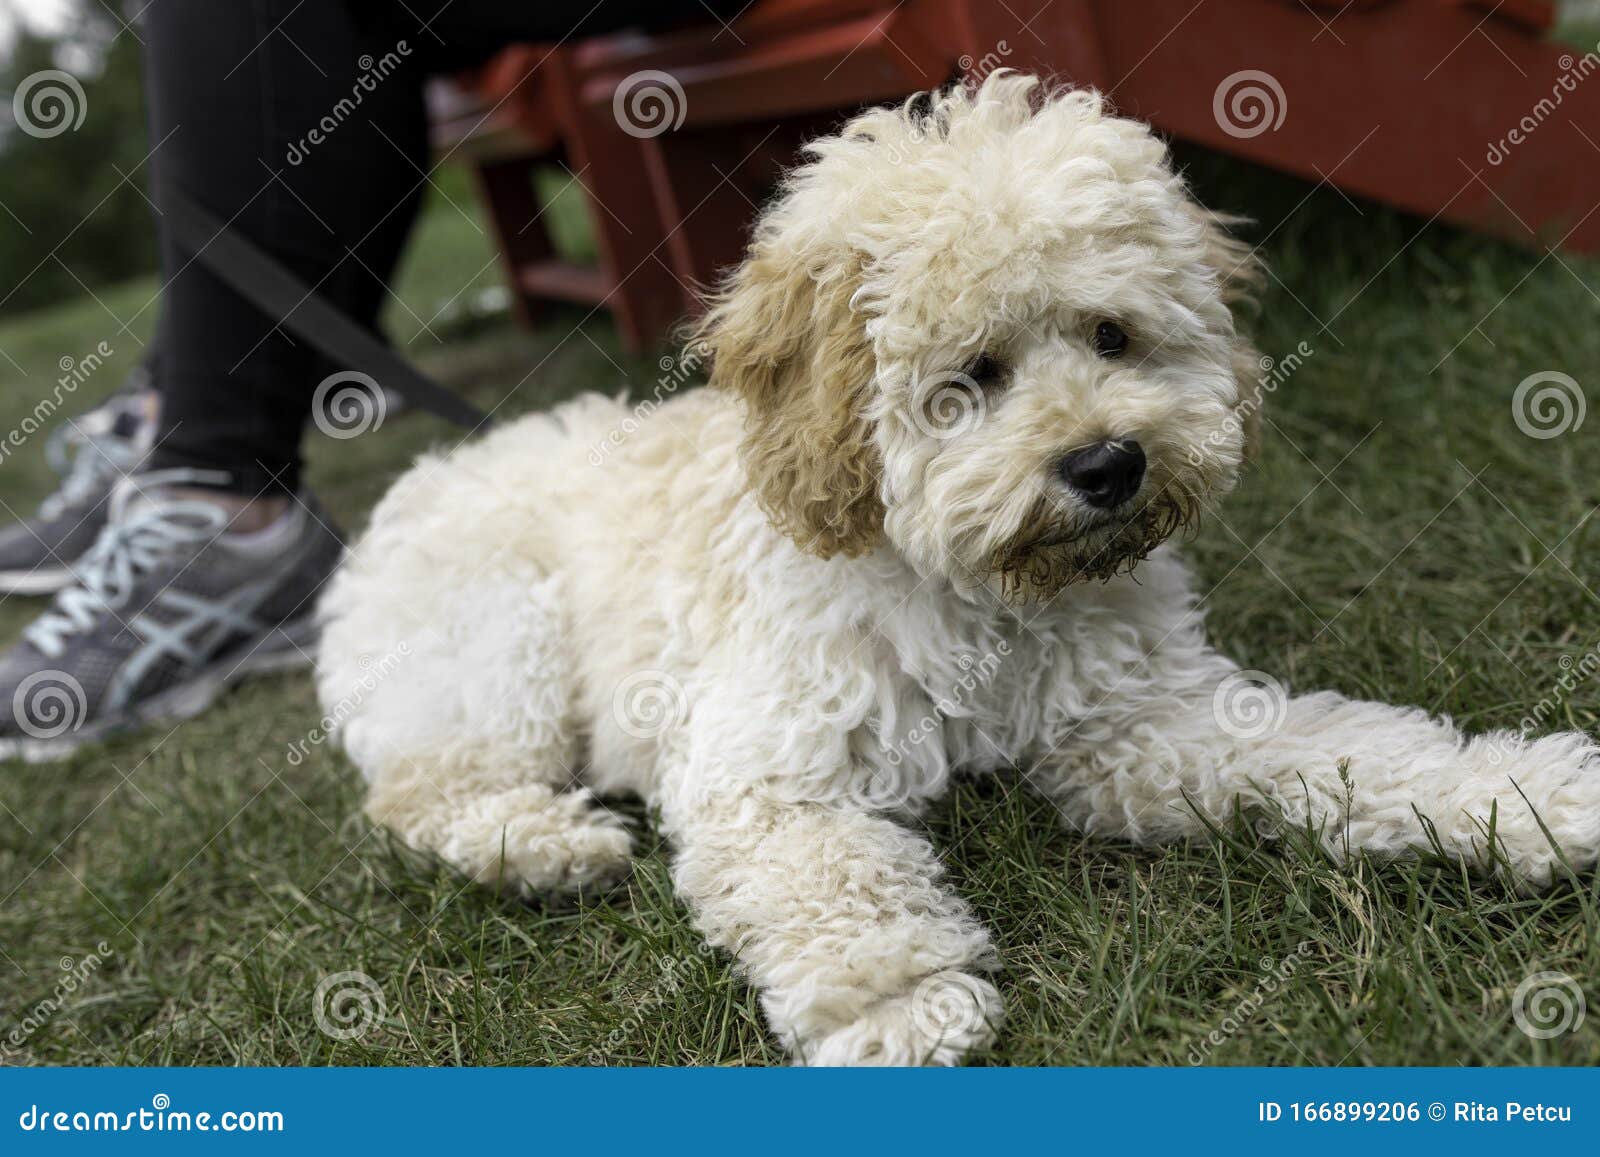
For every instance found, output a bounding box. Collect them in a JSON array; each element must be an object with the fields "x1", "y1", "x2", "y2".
[
  {"x1": 665, "y1": 790, "x2": 1001, "y2": 1065},
  {"x1": 322, "y1": 549, "x2": 633, "y2": 898},
  {"x1": 1029, "y1": 650, "x2": 1600, "y2": 887},
  {"x1": 350, "y1": 578, "x2": 636, "y2": 896},
  {"x1": 365, "y1": 762, "x2": 632, "y2": 898}
]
